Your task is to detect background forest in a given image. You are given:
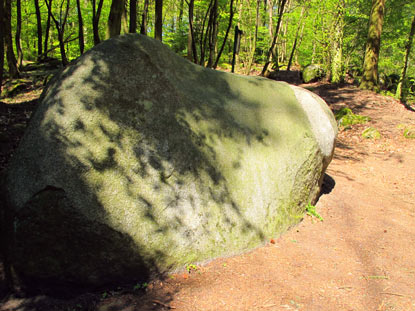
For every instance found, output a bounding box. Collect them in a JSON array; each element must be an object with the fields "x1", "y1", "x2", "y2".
[{"x1": 0, "y1": 0, "x2": 415, "y2": 103}]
